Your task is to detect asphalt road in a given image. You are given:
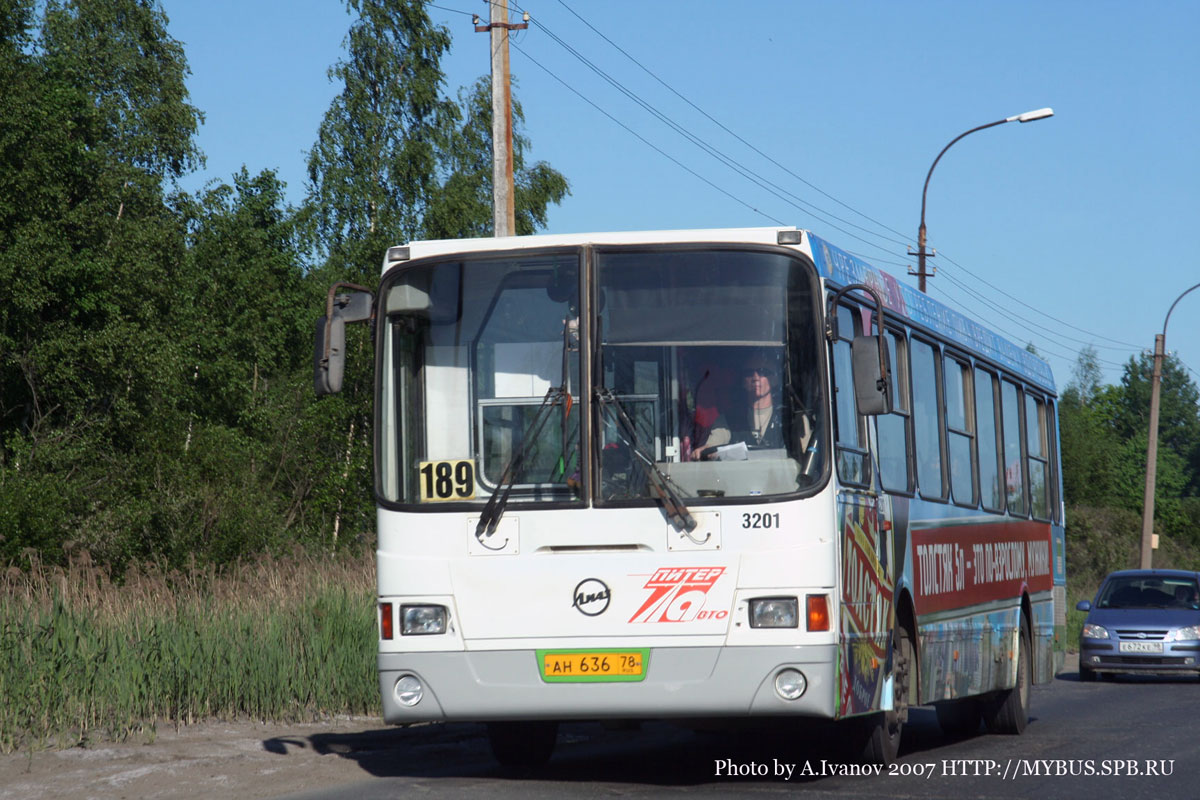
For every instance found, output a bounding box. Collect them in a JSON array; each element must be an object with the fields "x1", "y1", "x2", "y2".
[{"x1": 277, "y1": 655, "x2": 1200, "y2": 800}]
